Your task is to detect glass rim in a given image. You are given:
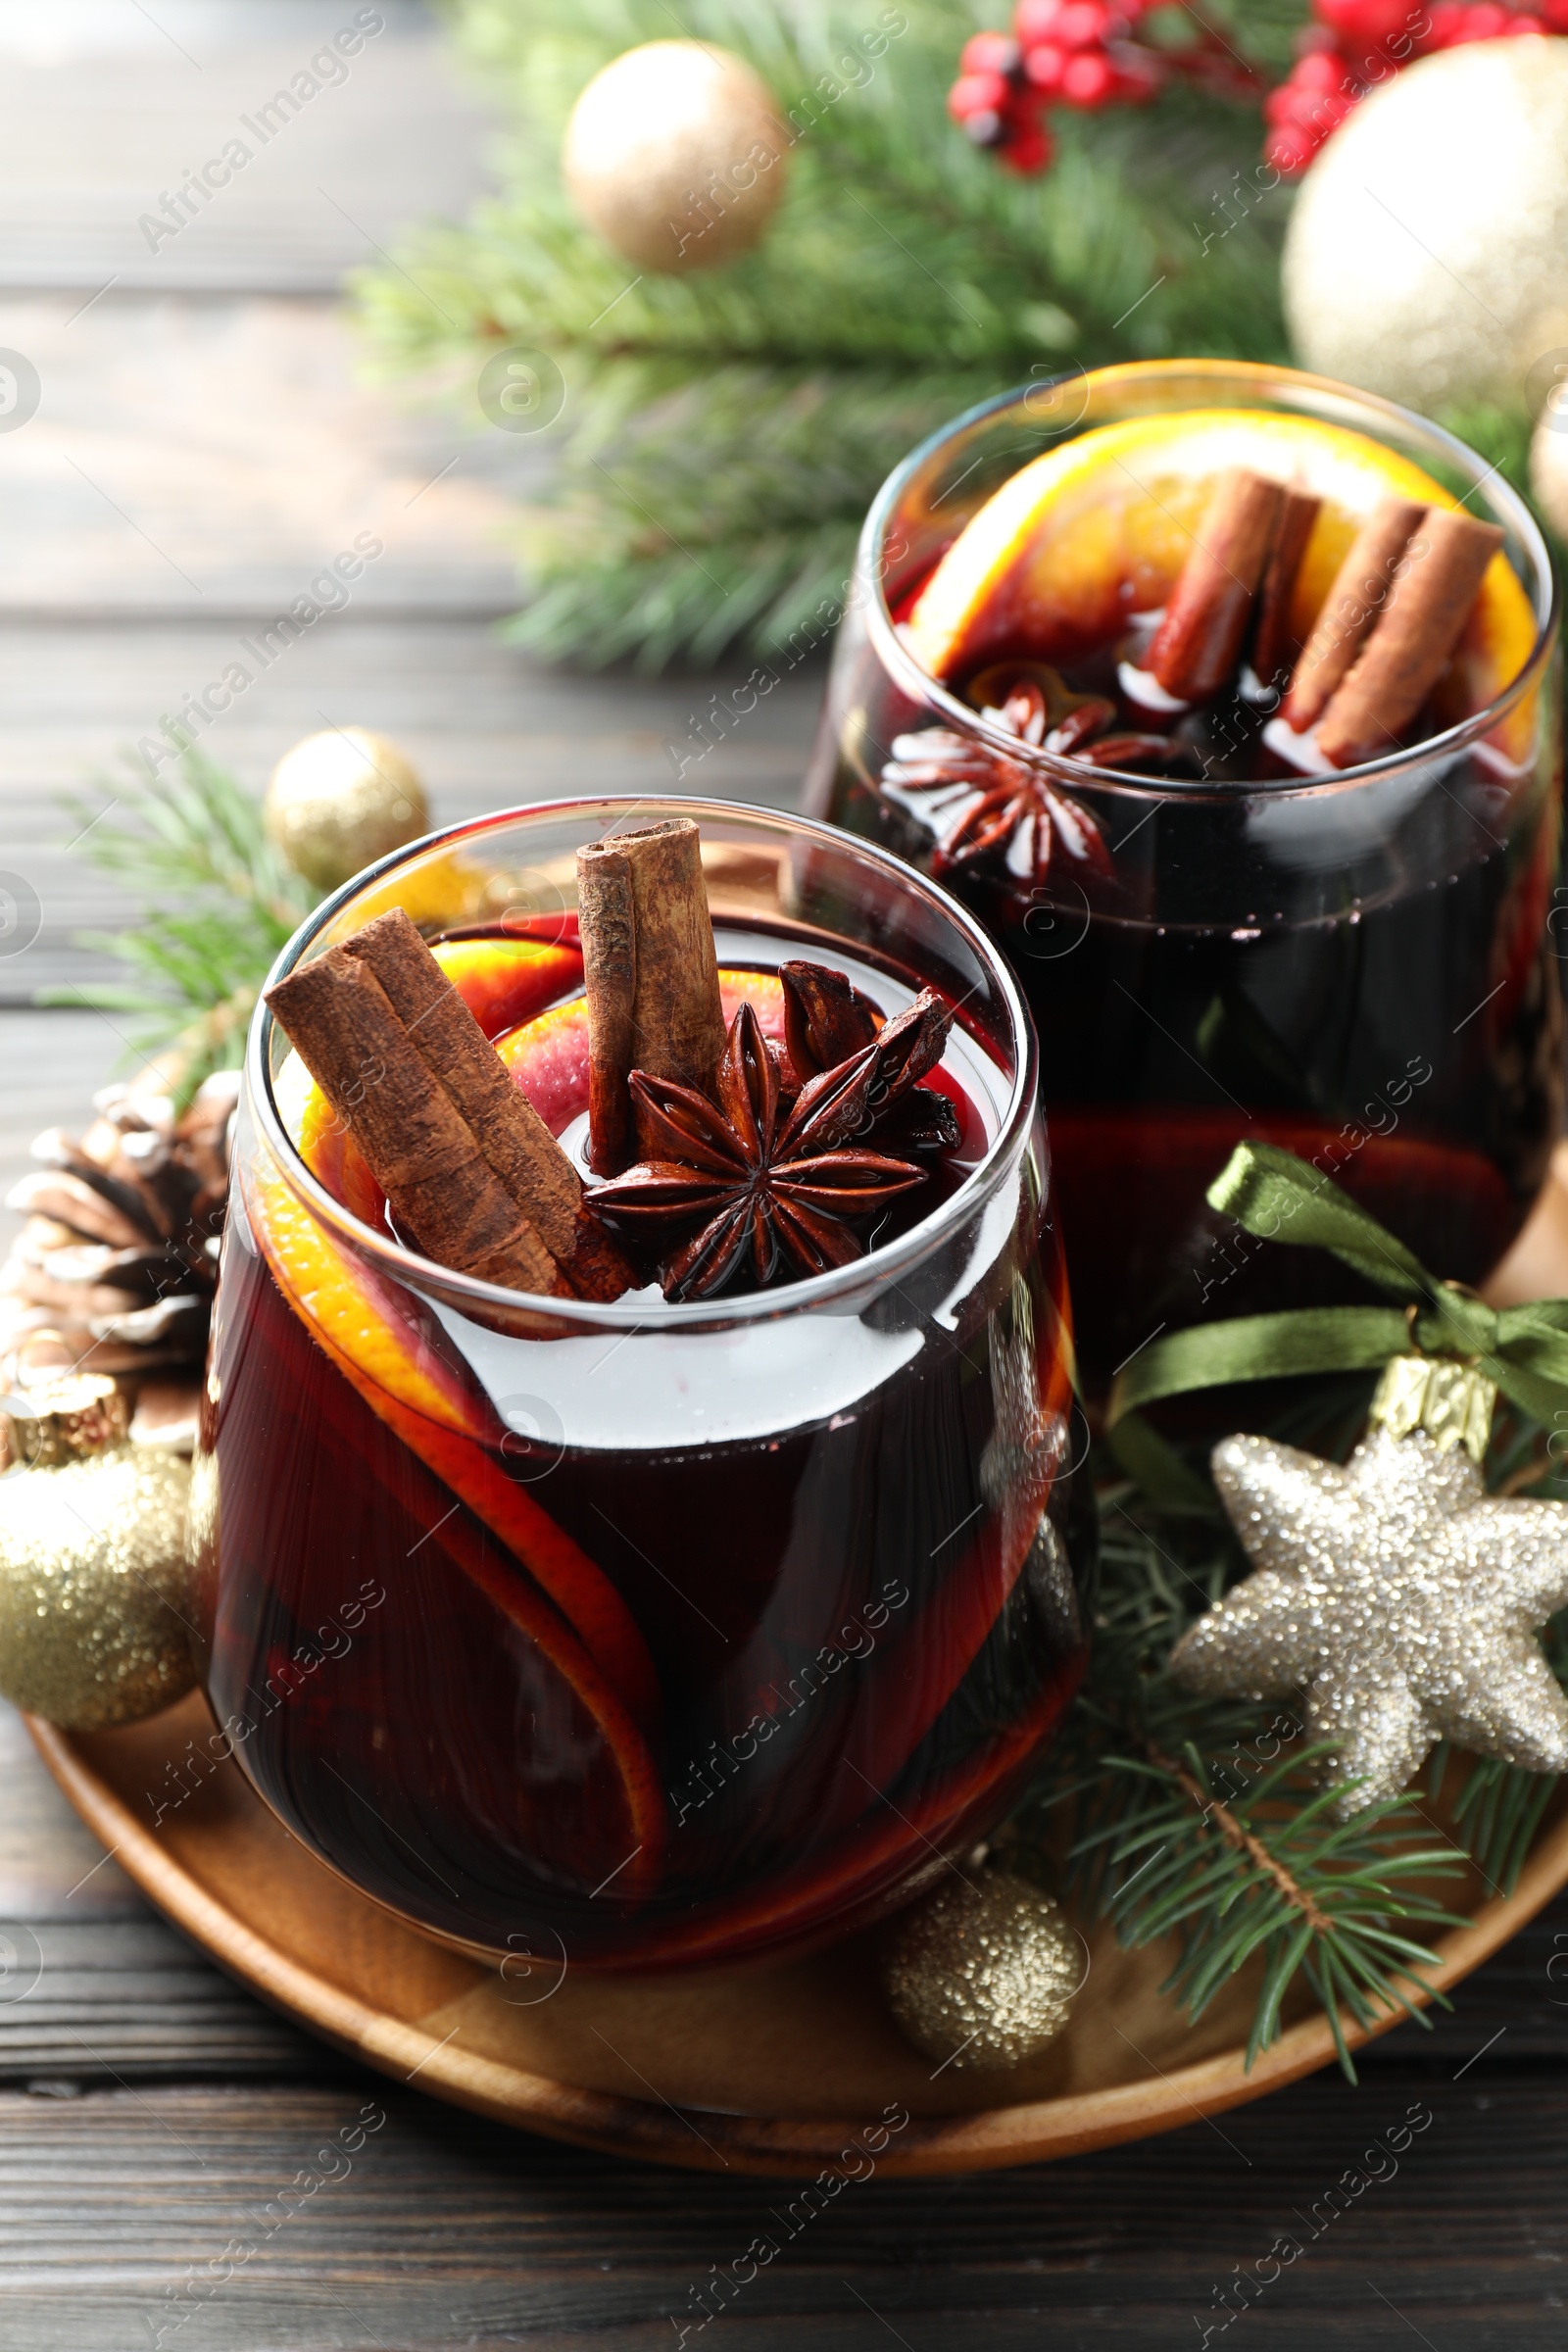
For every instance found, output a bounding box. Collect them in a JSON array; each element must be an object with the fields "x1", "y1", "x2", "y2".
[
  {"x1": 247, "y1": 794, "x2": 1043, "y2": 1332},
  {"x1": 858, "y1": 357, "x2": 1559, "y2": 806}
]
